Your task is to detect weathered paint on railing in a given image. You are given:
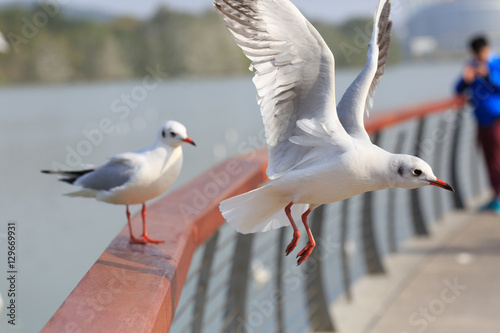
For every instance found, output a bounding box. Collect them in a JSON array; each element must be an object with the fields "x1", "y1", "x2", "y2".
[{"x1": 42, "y1": 96, "x2": 467, "y2": 332}]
